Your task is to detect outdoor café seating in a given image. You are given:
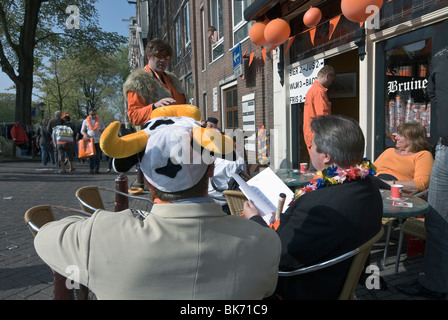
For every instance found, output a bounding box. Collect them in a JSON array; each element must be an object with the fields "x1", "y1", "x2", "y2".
[
  {"x1": 222, "y1": 190, "x2": 248, "y2": 215},
  {"x1": 24, "y1": 204, "x2": 92, "y2": 300},
  {"x1": 278, "y1": 228, "x2": 384, "y2": 300},
  {"x1": 75, "y1": 185, "x2": 153, "y2": 214}
]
